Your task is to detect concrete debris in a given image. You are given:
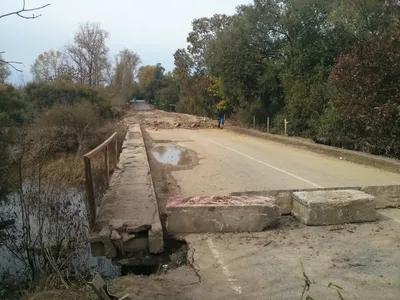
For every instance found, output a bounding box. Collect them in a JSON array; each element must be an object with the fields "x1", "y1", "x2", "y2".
[
  {"x1": 110, "y1": 230, "x2": 121, "y2": 241},
  {"x1": 123, "y1": 237, "x2": 149, "y2": 253},
  {"x1": 120, "y1": 232, "x2": 137, "y2": 243}
]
